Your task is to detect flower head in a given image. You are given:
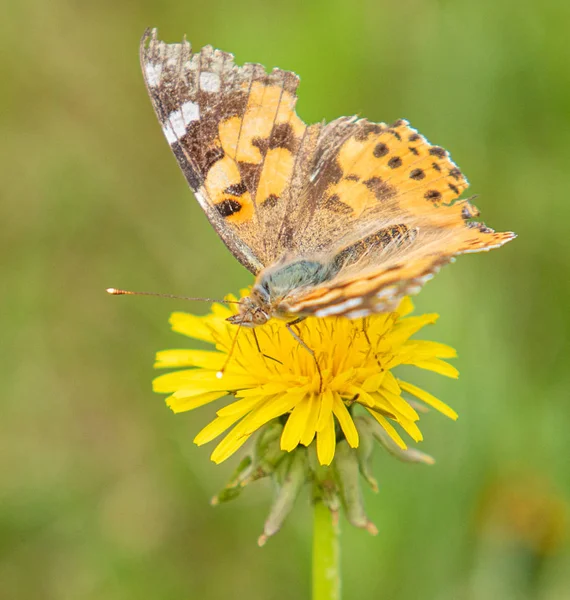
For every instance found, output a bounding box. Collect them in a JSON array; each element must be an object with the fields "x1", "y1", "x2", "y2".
[{"x1": 153, "y1": 291, "x2": 458, "y2": 466}]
